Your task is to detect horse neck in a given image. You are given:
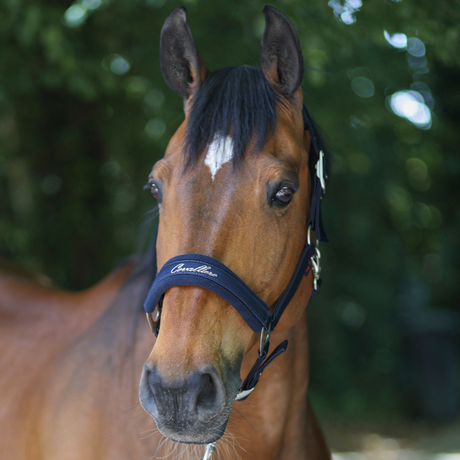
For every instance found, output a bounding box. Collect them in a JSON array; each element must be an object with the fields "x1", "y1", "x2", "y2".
[{"x1": 72, "y1": 253, "x2": 157, "y2": 385}]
